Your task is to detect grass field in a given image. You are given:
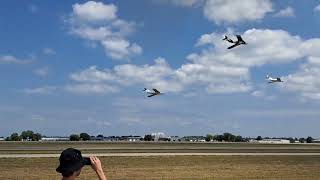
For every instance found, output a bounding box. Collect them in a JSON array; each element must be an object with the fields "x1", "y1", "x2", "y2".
[
  {"x1": 1, "y1": 142, "x2": 320, "y2": 179},
  {"x1": 1, "y1": 156, "x2": 320, "y2": 180},
  {"x1": 1, "y1": 141, "x2": 320, "y2": 154}
]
